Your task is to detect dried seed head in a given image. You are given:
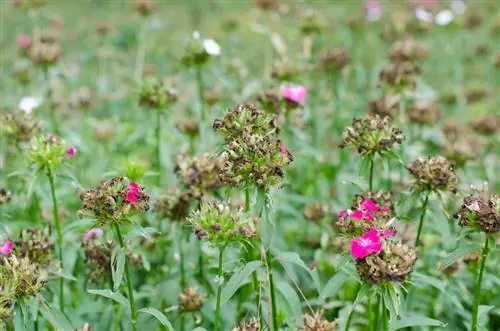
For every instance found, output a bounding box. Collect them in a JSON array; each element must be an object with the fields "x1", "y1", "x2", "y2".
[
  {"x1": 28, "y1": 134, "x2": 71, "y2": 171},
  {"x1": 440, "y1": 129, "x2": 480, "y2": 168},
  {"x1": 408, "y1": 156, "x2": 458, "y2": 193},
  {"x1": 179, "y1": 287, "x2": 206, "y2": 312},
  {"x1": 367, "y1": 95, "x2": 401, "y2": 118},
  {"x1": 0, "y1": 188, "x2": 11, "y2": 207},
  {"x1": 69, "y1": 87, "x2": 93, "y2": 109},
  {"x1": 271, "y1": 59, "x2": 301, "y2": 81},
  {"x1": 133, "y1": 0, "x2": 157, "y2": 16},
  {"x1": 388, "y1": 39, "x2": 428, "y2": 63},
  {"x1": 378, "y1": 61, "x2": 421, "y2": 92},
  {"x1": 318, "y1": 48, "x2": 351, "y2": 71},
  {"x1": 175, "y1": 153, "x2": 224, "y2": 198},
  {"x1": 0, "y1": 111, "x2": 41, "y2": 147},
  {"x1": 203, "y1": 90, "x2": 220, "y2": 106},
  {"x1": 0, "y1": 255, "x2": 48, "y2": 300},
  {"x1": 154, "y1": 188, "x2": 193, "y2": 222},
  {"x1": 339, "y1": 115, "x2": 405, "y2": 156},
  {"x1": 470, "y1": 114, "x2": 500, "y2": 136},
  {"x1": 255, "y1": 0, "x2": 279, "y2": 11},
  {"x1": 256, "y1": 89, "x2": 283, "y2": 114},
  {"x1": 28, "y1": 41, "x2": 61, "y2": 67},
  {"x1": 95, "y1": 21, "x2": 110, "y2": 35},
  {"x1": 304, "y1": 203, "x2": 329, "y2": 223},
  {"x1": 409, "y1": 100, "x2": 439, "y2": 126},
  {"x1": 138, "y1": 77, "x2": 177, "y2": 109},
  {"x1": 232, "y1": 317, "x2": 261, "y2": 331},
  {"x1": 175, "y1": 118, "x2": 200, "y2": 137},
  {"x1": 14, "y1": 228, "x2": 55, "y2": 269},
  {"x1": 456, "y1": 191, "x2": 500, "y2": 233},
  {"x1": 300, "y1": 310, "x2": 339, "y2": 331},
  {"x1": 300, "y1": 9, "x2": 326, "y2": 35},
  {"x1": 83, "y1": 238, "x2": 112, "y2": 284},
  {"x1": 464, "y1": 82, "x2": 488, "y2": 104}
]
